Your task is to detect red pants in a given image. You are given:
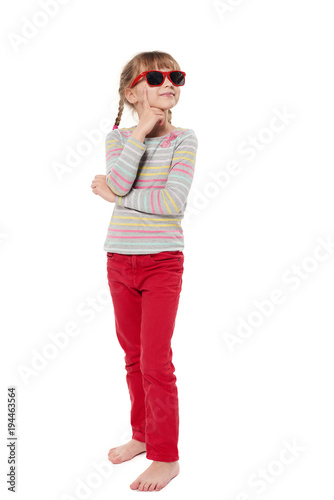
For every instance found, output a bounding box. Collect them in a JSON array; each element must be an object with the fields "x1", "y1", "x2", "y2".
[{"x1": 106, "y1": 250, "x2": 184, "y2": 462}]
